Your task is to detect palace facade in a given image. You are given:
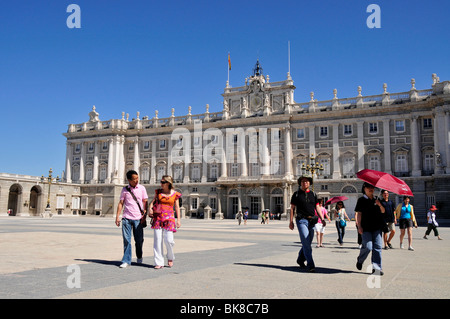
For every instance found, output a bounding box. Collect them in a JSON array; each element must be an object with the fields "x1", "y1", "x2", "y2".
[{"x1": 2, "y1": 62, "x2": 449, "y2": 221}]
